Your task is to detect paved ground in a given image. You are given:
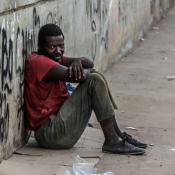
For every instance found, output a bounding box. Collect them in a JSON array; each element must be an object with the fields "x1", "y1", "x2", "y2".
[
  {"x1": 1, "y1": 5, "x2": 175, "y2": 175},
  {"x1": 0, "y1": 127, "x2": 104, "y2": 175},
  {"x1": 97, "y1": 6, "x2": 175, "y2": 175}
]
